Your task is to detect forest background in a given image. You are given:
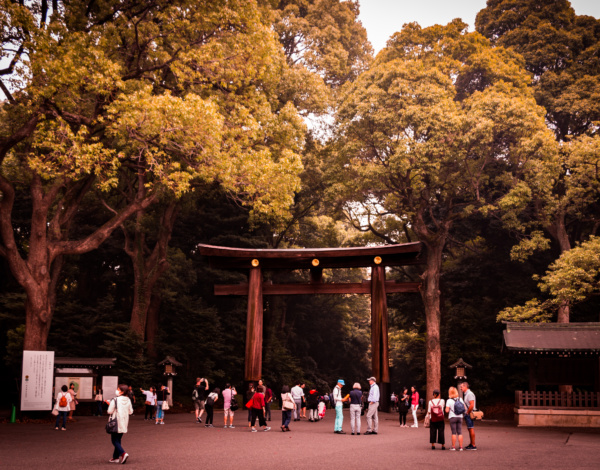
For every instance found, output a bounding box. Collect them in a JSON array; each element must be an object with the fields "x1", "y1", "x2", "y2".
[{"x1": 1, "y1": 0, "x2": 599, "y2": 411}]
